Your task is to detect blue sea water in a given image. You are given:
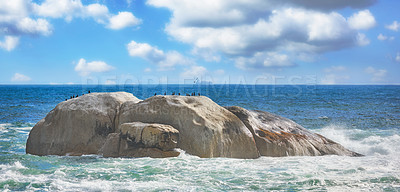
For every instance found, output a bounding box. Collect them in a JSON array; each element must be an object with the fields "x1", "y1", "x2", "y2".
[{"x1": 0, "y1": 84, "x2": 399, "y2": 191}]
